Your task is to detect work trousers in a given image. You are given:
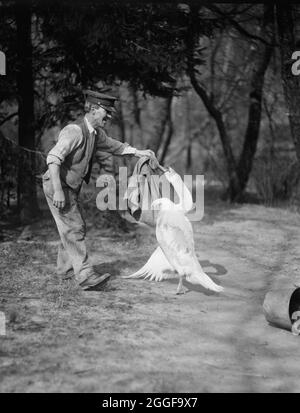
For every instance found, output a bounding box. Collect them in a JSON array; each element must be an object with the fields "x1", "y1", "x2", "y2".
[{"x1": 43, "y1": 177, "x2": 94, "y2": 283}]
